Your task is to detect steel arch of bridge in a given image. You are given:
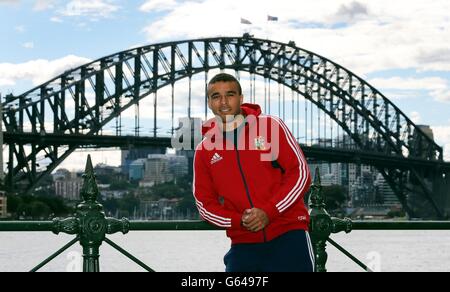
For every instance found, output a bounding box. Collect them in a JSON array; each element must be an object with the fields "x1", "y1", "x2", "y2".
[{"x1": 1, "y1": 35, "x2": 448, "y2": 218}]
